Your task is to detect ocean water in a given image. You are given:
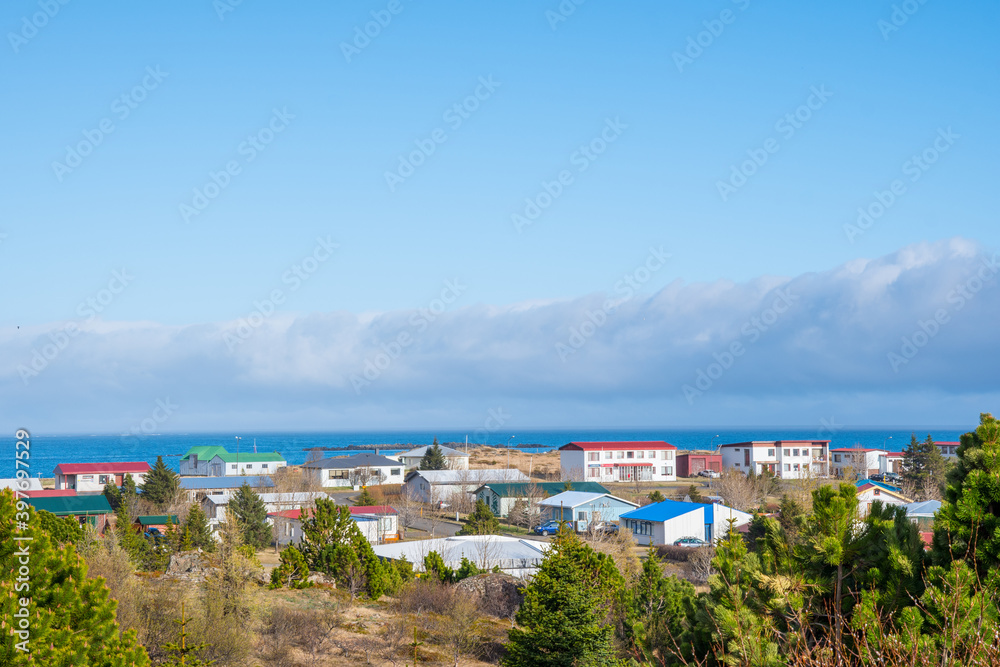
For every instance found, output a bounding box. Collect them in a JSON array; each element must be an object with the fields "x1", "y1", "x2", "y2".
[{"x1": 1, "y1": 427, "x2": 968, "y2": 480}]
